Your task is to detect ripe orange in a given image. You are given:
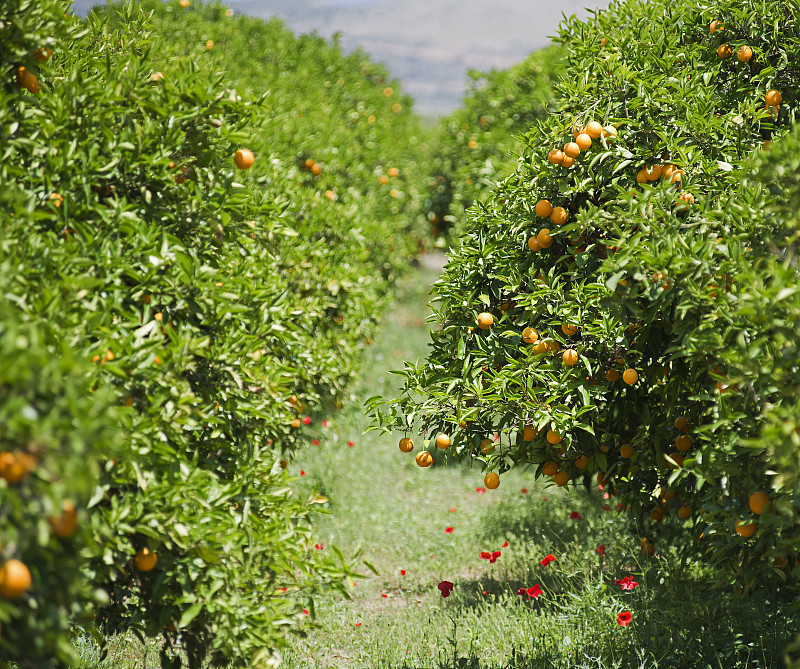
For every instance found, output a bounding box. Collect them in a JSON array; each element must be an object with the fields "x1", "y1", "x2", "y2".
[
  {"x1": 563, "y1": 142, "x2": 580, "y2": 159},
  {"x1": 649, "y1": 507, "x2": 664, "y2": 523},
  {"x1": 575, "y1": 133, "x2": 592, "y2": 150},
  {"x1": 710, "y1": 20, "x2": 724, "y2": 34},
  {"x1": 736, "y1": 45, "x2": 752, "y2": 62},
  {"x1": 290, "y1": 418, "x2": 301, "y2": 428},
  {"x1": 717, "y1": 44, "x2": 732, "y2": 59},
  {"x1": 575, "y1": 455, "x2": 589, "y2": 469},
  {"x1": 234, "y1": 149, "x2": 254, "y2": 170},
  {"x1": 527, "y1": 237, "x2": 541, "y2": 252},
  {"x1": 542, "y1": 461, "x2": 558, "y2": 477},
  {"x1": 646, "y1": 165, "x2": 663, "y2": 181},
  {"x1": 675, "y1": 434, "x2": 692, "y2": 452},
  {"x1": 620, "y1": 443, "x2": 634, "y2": 459},
  {"x1": 415, "y1": 451, "x2": 433, "y2": 468},
  {"x1": 17, "y1": 66, "x2": 40, "y2": 94},
  {"x1": 522, "y1": 327, "x2": 539, "y2": 344},
  {"x1": 546, "y1": 430, "x2": 562, "y2": 445},
  {"x1": 735, "y1": 520, "x2": 755, "y2": 537},
  {"x1": 484, "y1": 472, "x2": 500, "y2": 489},
  {"x1": 399, "y1": 437, "x2": 414, "y2": 453},
  {"x1": 606, "y1": 369, "x2": 620, "y2": 382},
  {"x1": 205, "y1": 40, "x2": 214, "y2": 50},
  {"x1": 640, "y1": 538, "x2": 655, "y2": 556},
  {"x1": 561, "y1": 156, "x2": 575, "y2": 168},
  {"x1": 49, "y1": 500, "x2": 78, "y2": 538},
  {"x1": 636, "y1": 168, "x2": 649, "y2": 184},
  {"x1": 0, "y1": 559, "x2": 32, "y2": 598},
  {"x1": 135, "y1": 548, "x2": 158, "y2": 571},
  {"x1": 477, "y1": 312, "x2": 494, "y2": 330},
  {"x1": 603, "y1": 125, "x2": 617, "y2": 139},
  {"x1": 435, "y1": 434, "x2": 451, "y2": 449},
  {"x1": 523, "y1": 425, "x2": 538, "y2": 441},
  {"x1": 535, "y1": 199, "x2": 553, "y2": 217},
  {"x1": 537, "y1": 229, "x2": 554, "y2": 248},
  {"x1": 34, "y1": 47, "x2": 53, "y2": 61},
  {"x1": 0, "y1": 451, "x2": 30, "y2": 485},
  {"x1": 563, "y1": 349, "x2": 578, "y2": 366},
  {"x1": 553, "y1": 471, "x2": 570, "y2": 487},
  {"x1": 480, "y1": 439, "x2": 495, "y2": 454},
  {"x1": 622, "y1": 368, "x2": 638, "y2": 385},
  {"x1": 597, "y1": 471, "x2": 607, "y2": 486},
  {"x1": 679, "y1": 192, "x2": 695, "y2": 205},
  {"x1": 765, "y1": 89, "x2": 782, "y2": 106},
  {"x1": 547, "y1": 149, "x2": 565, "y2": 164},
  {"x1": 585, "y1": 121, "x2": 603, "y2": 139},
  {"x1": 546, "y1": 340, "x2": 560, "y2": 353},
  {"x1": 533, "y1": 341, "x2": 548, "y2": 355},
  {"x1": 550, "y1": 207, "x2": 568, "y2": 225},
  {"x1": 665, "y1": 452, "x2": 684, "y2": 469},
  {"x1": 673, "y1": 416, "x2": 689, "y2": 432},
  {"x1": 678, "y1": 505, "x2": 692, "y2": 519},
  {"x1": 748, "y1": 491, "x2": 770, "y2": 515},
  {"x1": 388, "y1": 167, "x2": 400, "y2": 177},
  {"x1": 179, "y1": 0, "x2": 190, "y2": 7},
  {"x1": 561, "y1": 323, "x2": 578, "y2": 336}
]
